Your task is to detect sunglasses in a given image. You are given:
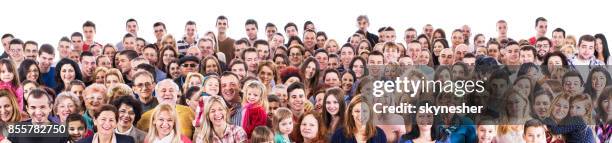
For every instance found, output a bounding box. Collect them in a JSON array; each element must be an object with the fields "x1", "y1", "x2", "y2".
[{"x1": 182, "y1": 63, "x2": 197, "y2": 68}]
